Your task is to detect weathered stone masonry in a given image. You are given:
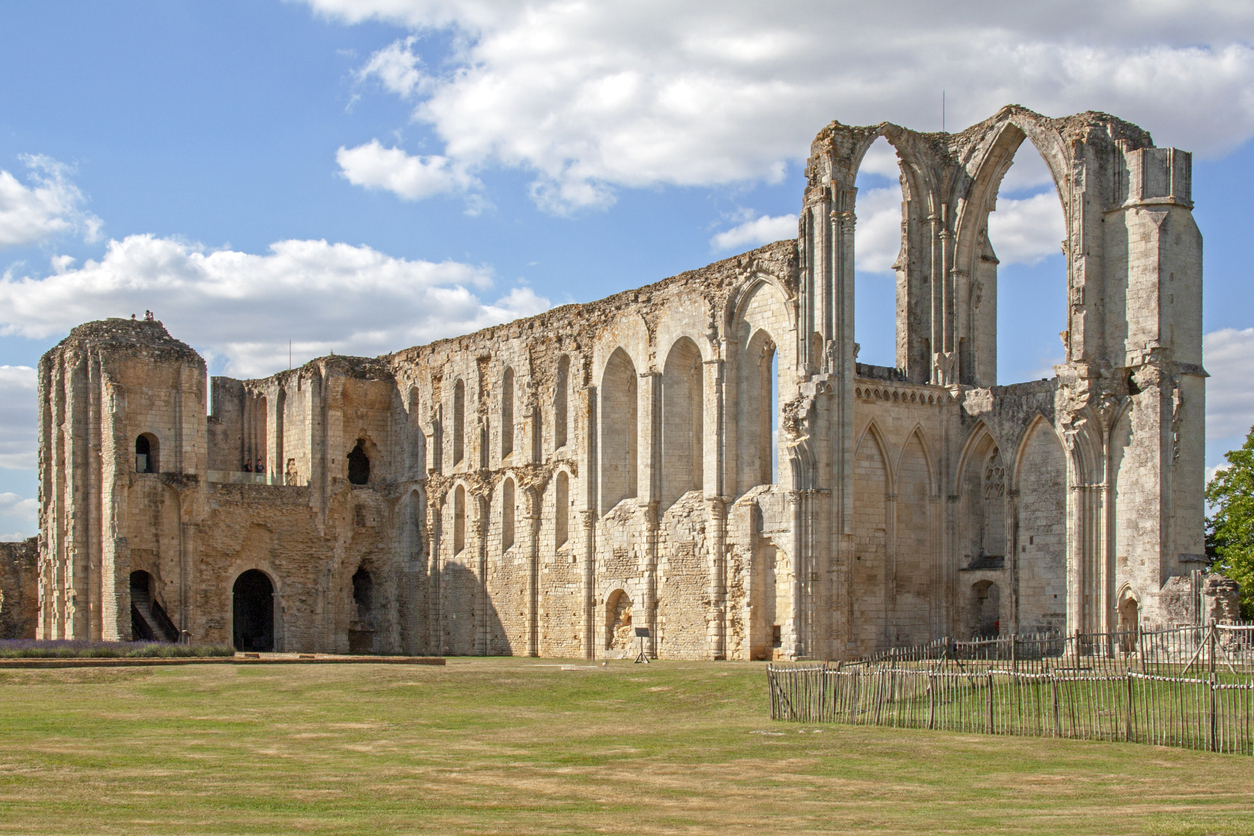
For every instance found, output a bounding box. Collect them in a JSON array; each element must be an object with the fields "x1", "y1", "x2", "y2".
[{"x1": 35, "y1": 106, "x2": 1207, "y2": 659}]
